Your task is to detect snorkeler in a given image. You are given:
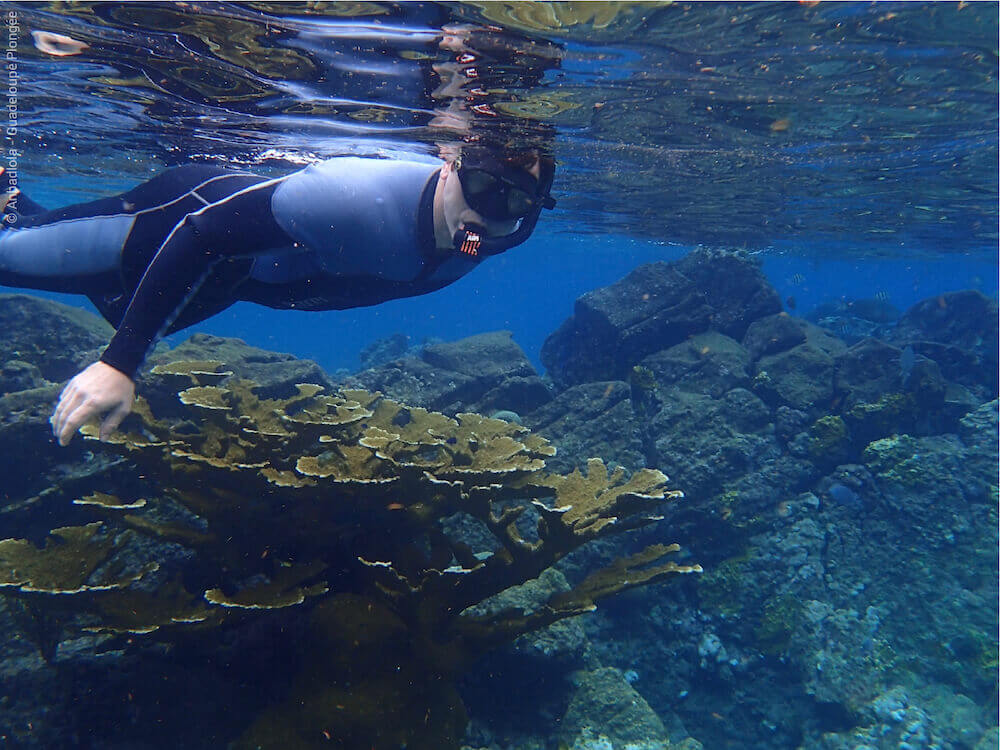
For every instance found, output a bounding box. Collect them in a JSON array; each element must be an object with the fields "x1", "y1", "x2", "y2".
[{"x1": 0, "y1": 147, "x2": 555, "y2": 445}]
